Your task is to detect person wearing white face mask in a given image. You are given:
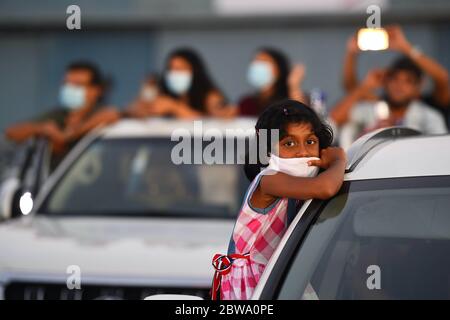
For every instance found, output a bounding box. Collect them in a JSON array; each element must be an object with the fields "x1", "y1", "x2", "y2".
[
  {"x1": 264, "y1": 153, "x2": 320, "y2": 178},
  {"x1": 239, "y1": 47, "x2": 308, "y2": 117},
  {"x1": 211, "y1": 100, "x2": 346, "y2": 300},
  {"x1": 148, "y1": 48, "x2": 236, "y2": 119},
  {"x1": 5, "y1": 61, "x2": 120, "y2": 168}
]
